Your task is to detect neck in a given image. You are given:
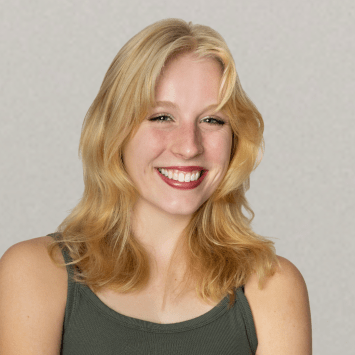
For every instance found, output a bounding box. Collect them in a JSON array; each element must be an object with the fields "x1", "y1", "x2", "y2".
[{"x1": 130, "y1": 200, "x2": 192, "y2": 288}]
